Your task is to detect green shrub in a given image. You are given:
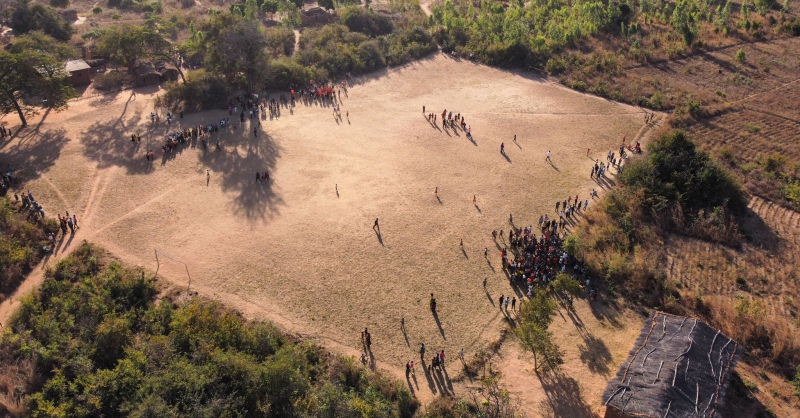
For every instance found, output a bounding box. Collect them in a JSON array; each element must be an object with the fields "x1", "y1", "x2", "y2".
[
  {"x1": 735, "y1": 48, "x2": 747, "y2": 63},
  {"x1": 793, "y1": 364, "x2": 800, "y2": 395},
  {"x1": 745, "y1": 124, "x2": 761, "y2": 134},
  {"x1": 571, "y1": 80, "x2": 587, "y2": 91},
  {"x1": 340, "y1": 6, "x2": 394, "y2": 36},
  {"x1": 141, "y1": 0, "x2": 162, "y2": 13},
  {"x1": 161, "y1": 70, "x2": 227, "y2": 111},
  {"x1": 92, "y1": 5, "x2": 103, "y2": 13},
  {"x1": 782, "y1": 181, "x2": 800, "y2": 207}
]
